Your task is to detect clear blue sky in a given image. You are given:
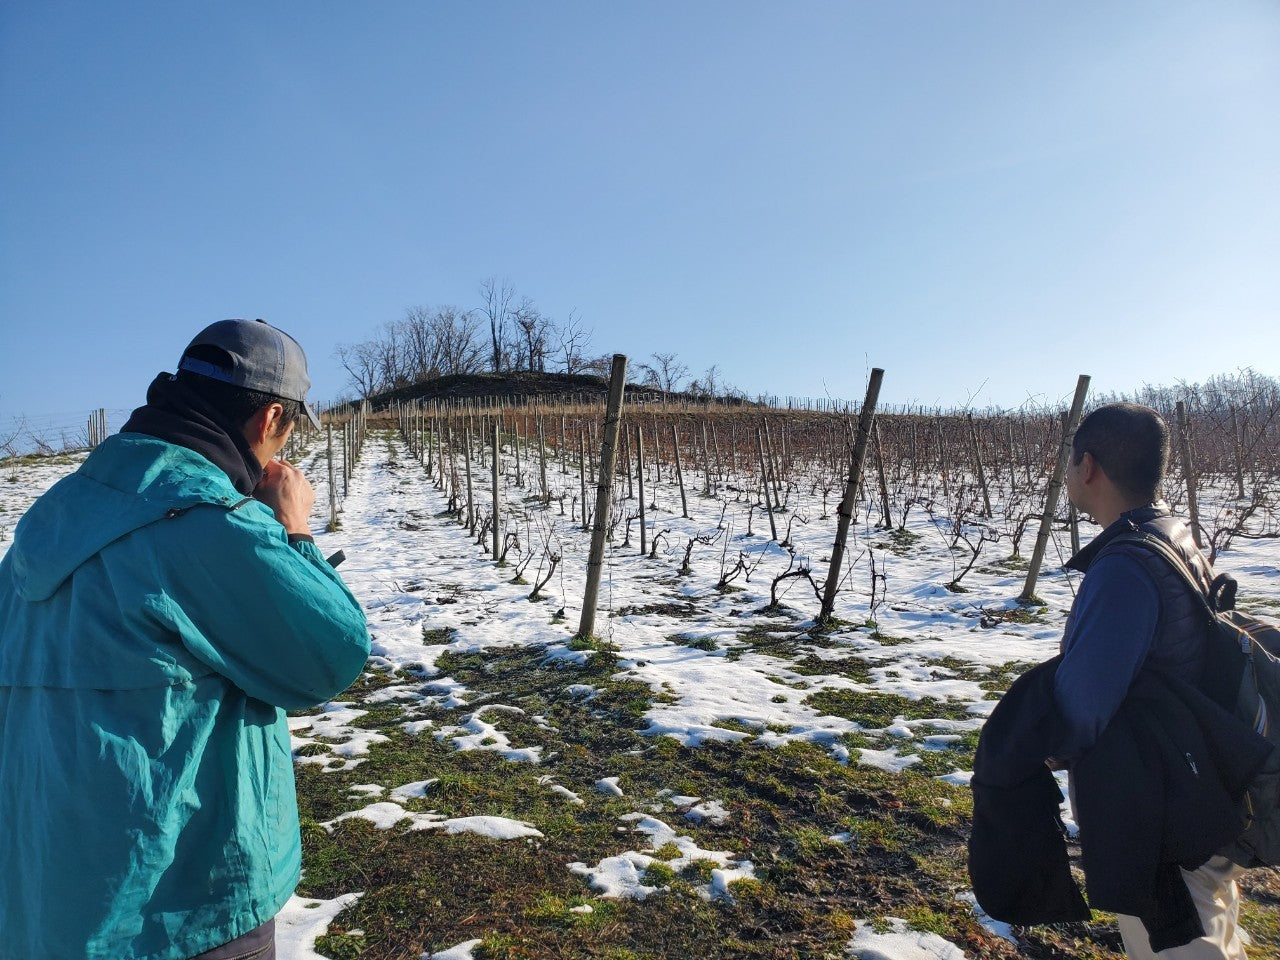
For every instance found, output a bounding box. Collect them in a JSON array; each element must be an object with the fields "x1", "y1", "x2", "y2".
[{"x1": 2, "y1": 1, "x2": 1278, "y2": 431}]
